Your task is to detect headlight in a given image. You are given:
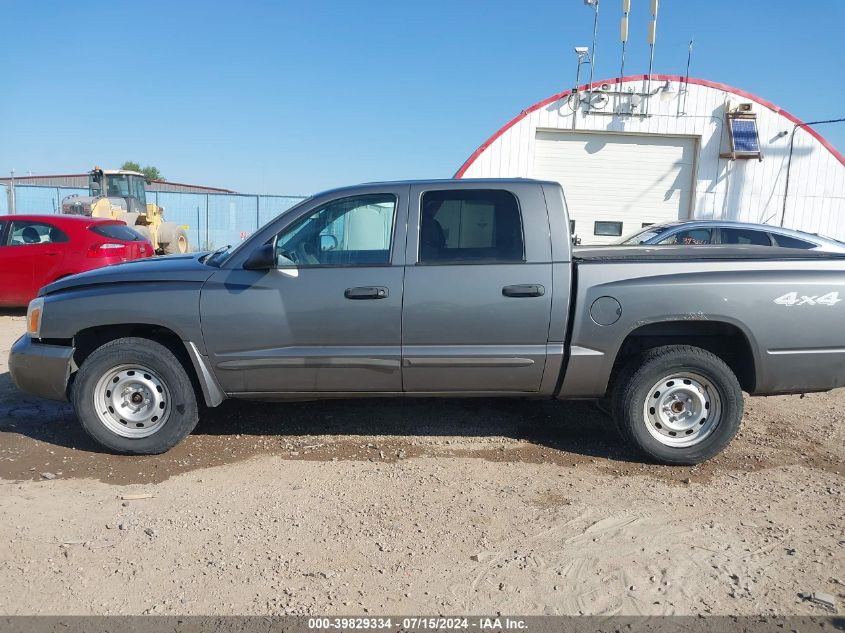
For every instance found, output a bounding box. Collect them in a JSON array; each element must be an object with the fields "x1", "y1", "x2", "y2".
[{"x1": 26, "y1": 298, "x2": 44, "y2": 338}]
